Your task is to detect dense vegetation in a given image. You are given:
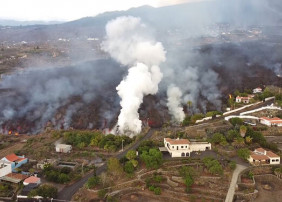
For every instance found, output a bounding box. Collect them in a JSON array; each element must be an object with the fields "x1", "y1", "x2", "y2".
[
  {"x1": 43, "y1": 164, "x2": 72, "y2": 184},
  {"x1": 28, "y1": 184, "x2": 58, "y2": 198},
  {"x1": 202, "y1": 157, "x2": 223, "y2": 175},
  {"x1": 62, "y1": 130, "x2": 134, "y2": 152}
]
